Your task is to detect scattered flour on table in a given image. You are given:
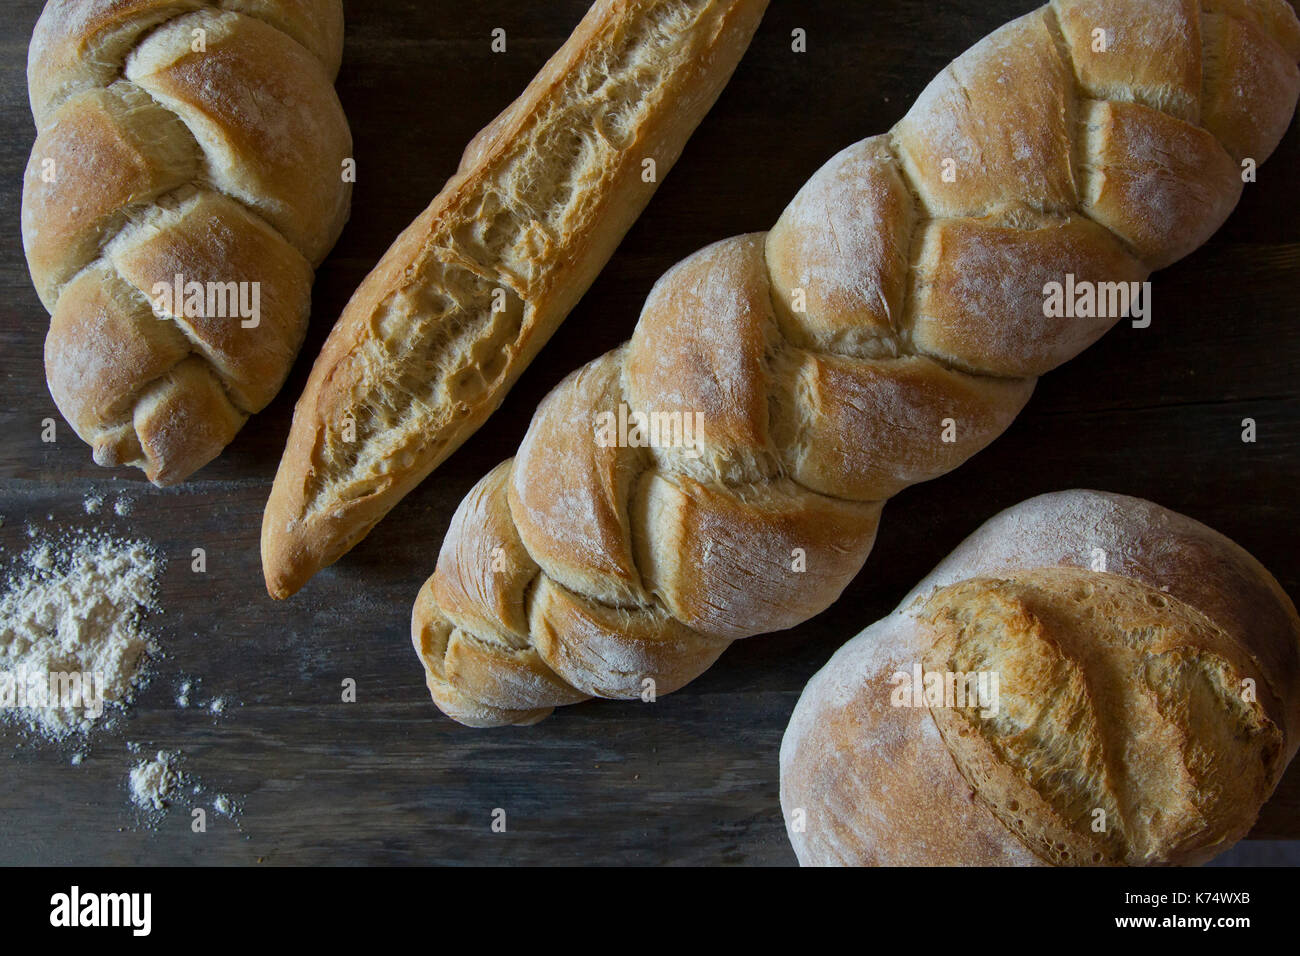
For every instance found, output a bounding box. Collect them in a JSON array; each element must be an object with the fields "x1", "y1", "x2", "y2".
[
  {"x1": 129, "y1": 750, "x2": 180, "y2": 810},
  {"x1": 2, "y1": 518, "x2": 244, "y2": 829},
  {"x1": 0, "y1": 531, "x2": 163, "y2": 740},
  {"x1": 125, "y1": 747, "x2": 244, "y2": 828}
]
